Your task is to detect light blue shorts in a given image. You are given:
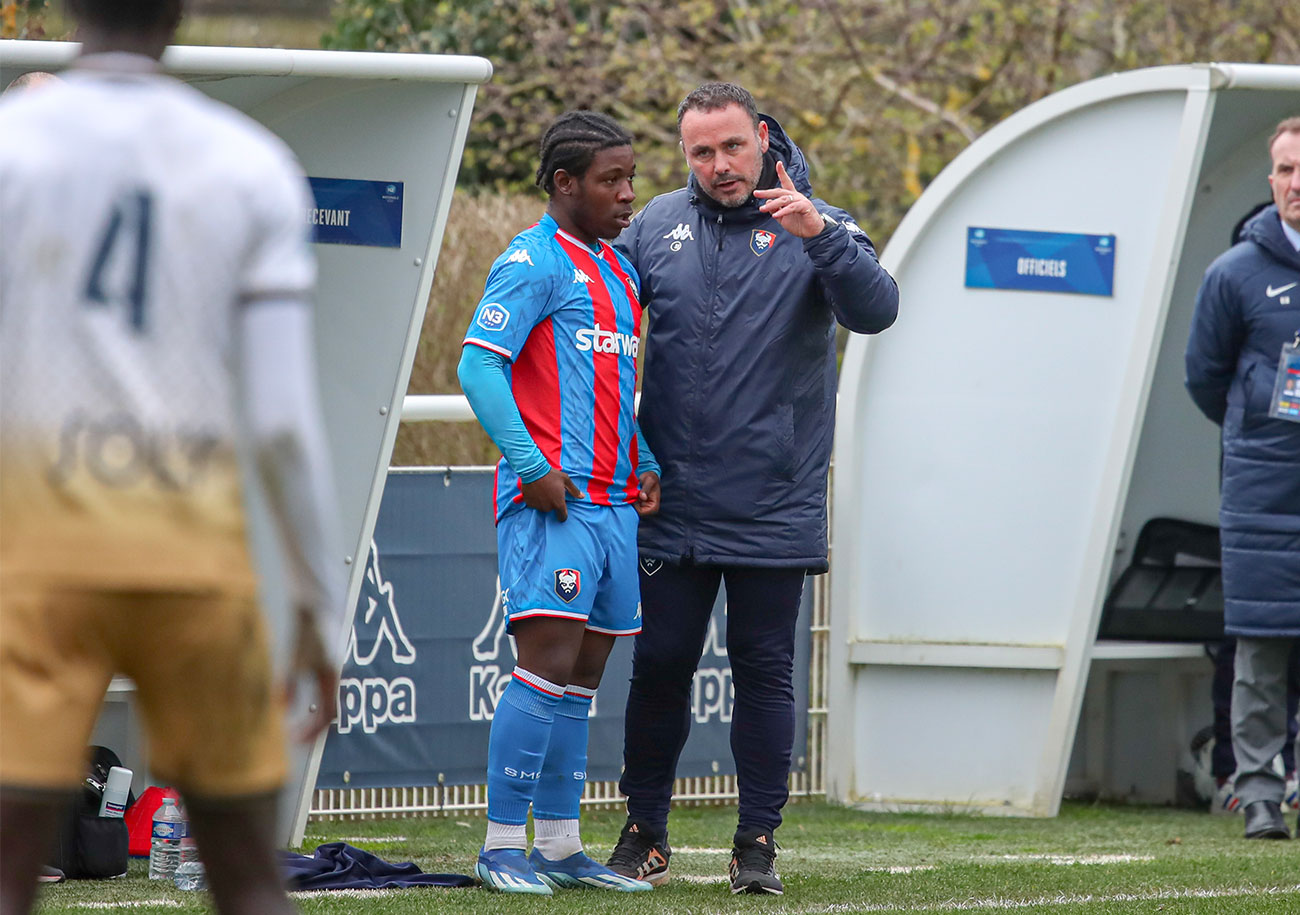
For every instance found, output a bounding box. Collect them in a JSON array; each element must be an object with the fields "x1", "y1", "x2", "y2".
[{"x1": 496, "y1": 500, "x2": 641, "y2": 636}]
